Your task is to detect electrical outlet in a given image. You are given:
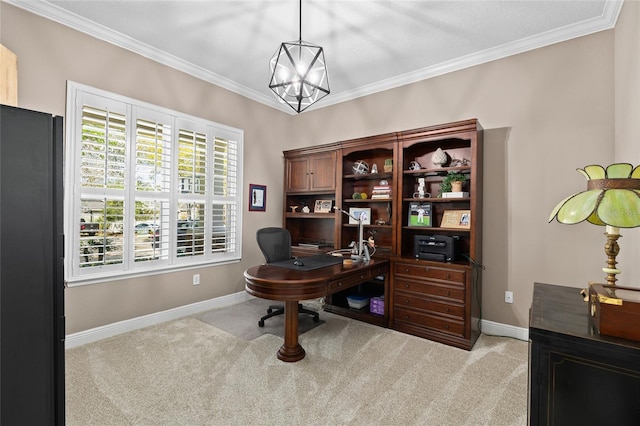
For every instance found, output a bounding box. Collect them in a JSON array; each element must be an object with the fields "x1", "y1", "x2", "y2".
[
  {"x1": 505, "y1": 291, "x2": 513, "y2": 304},
  {"x1": 193, "y1": 274, "x2": 200, "y2": 285}
]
